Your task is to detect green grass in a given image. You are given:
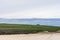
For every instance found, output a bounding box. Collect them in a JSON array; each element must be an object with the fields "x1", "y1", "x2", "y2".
[{"x1": 0, "y1": 24, "x2": 60, "y2": 34}]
